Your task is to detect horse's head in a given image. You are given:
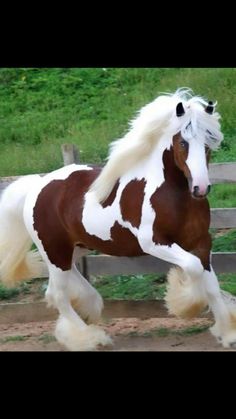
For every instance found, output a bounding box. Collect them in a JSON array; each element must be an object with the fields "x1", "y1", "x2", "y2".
[
  {"x1": 89, "y1": 88, "x2": 223, "y2": 204},
  {"x1": 172, "y1": 100, "x2": 222, "y2": 199}
]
